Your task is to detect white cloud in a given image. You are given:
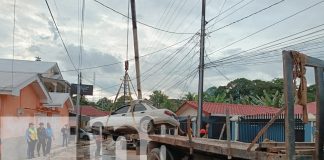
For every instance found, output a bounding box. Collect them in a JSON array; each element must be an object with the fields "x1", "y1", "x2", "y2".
[{"x1": 0, "y1": 0, "x2": 323, "y2": 99}]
